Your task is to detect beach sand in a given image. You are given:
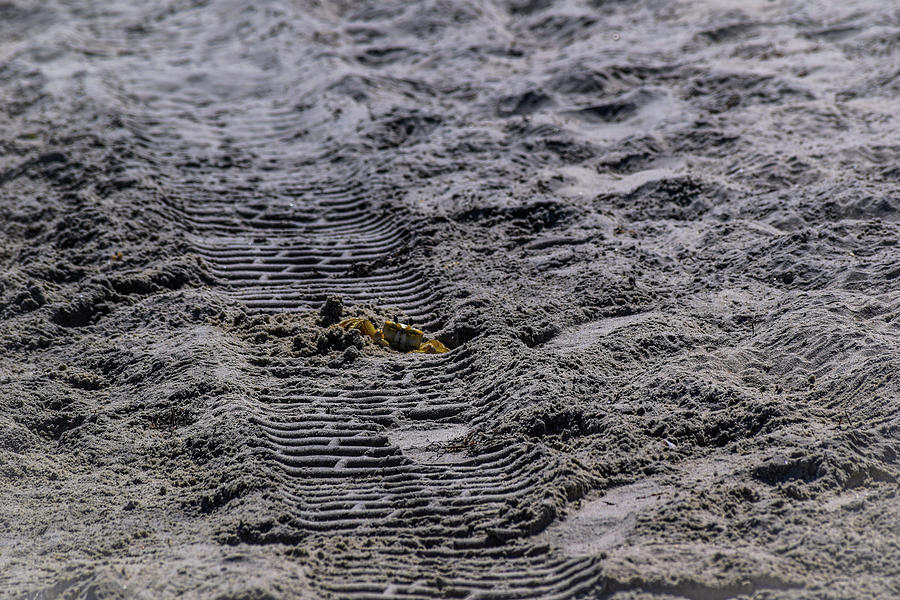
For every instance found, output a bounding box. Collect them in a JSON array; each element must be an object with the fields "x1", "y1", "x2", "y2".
[{"x1": 1, "y1": 1, "x2": 898, "y2": 598}]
